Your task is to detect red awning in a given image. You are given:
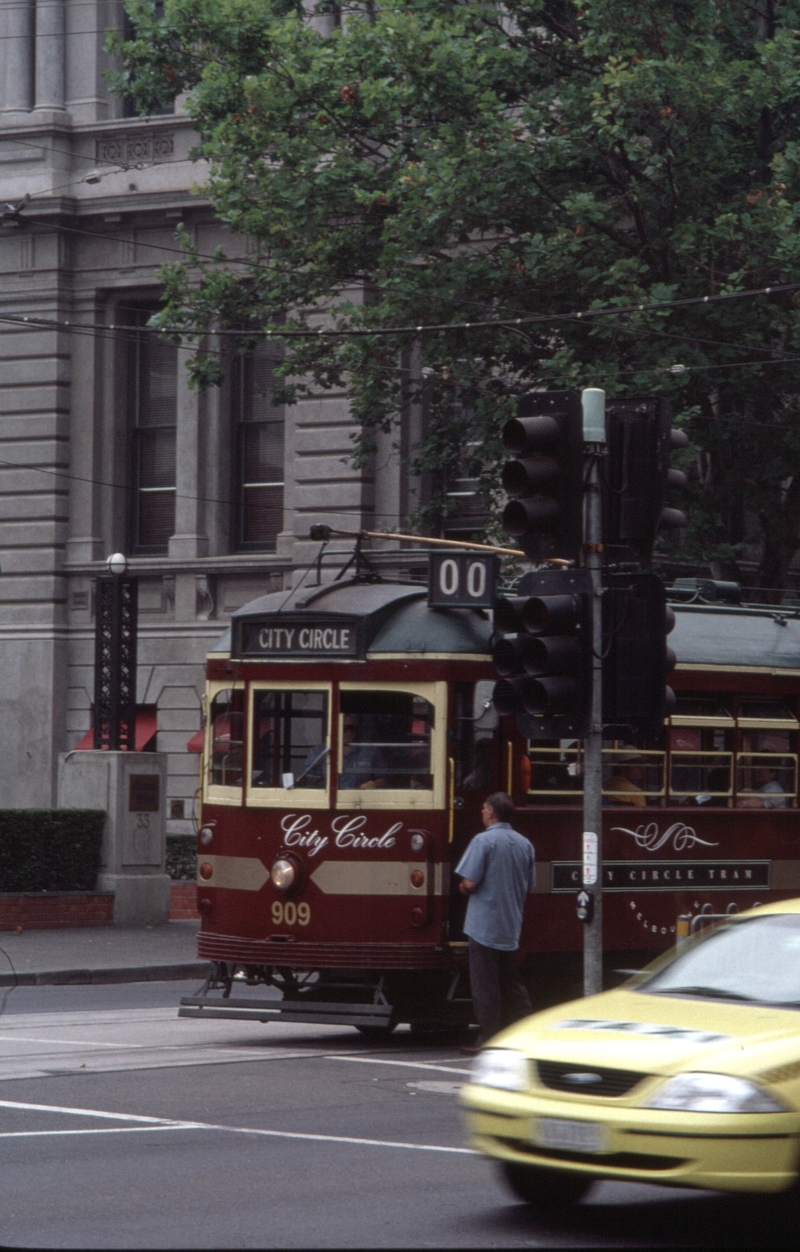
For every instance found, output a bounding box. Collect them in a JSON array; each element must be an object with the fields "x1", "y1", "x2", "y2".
[
  {"x1": 75, "y1": 711, "x2": 158, "y2": 752},
  {"x1": 186, "y1": 727, "x2": 205, "y2": 754}
]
